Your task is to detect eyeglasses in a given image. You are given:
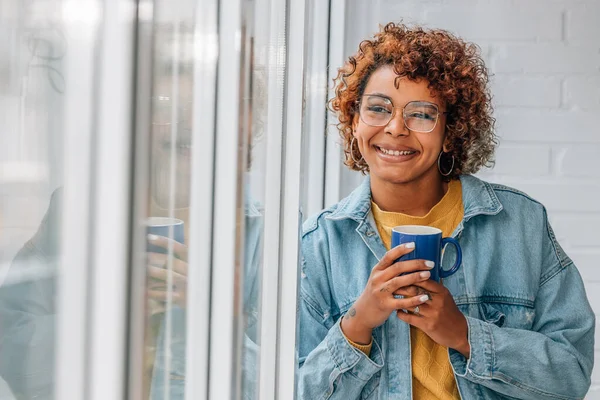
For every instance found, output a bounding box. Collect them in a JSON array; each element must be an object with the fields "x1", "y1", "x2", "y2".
[{"x1": 357, "y1": 94, "x2": 447, "y2": 133}]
